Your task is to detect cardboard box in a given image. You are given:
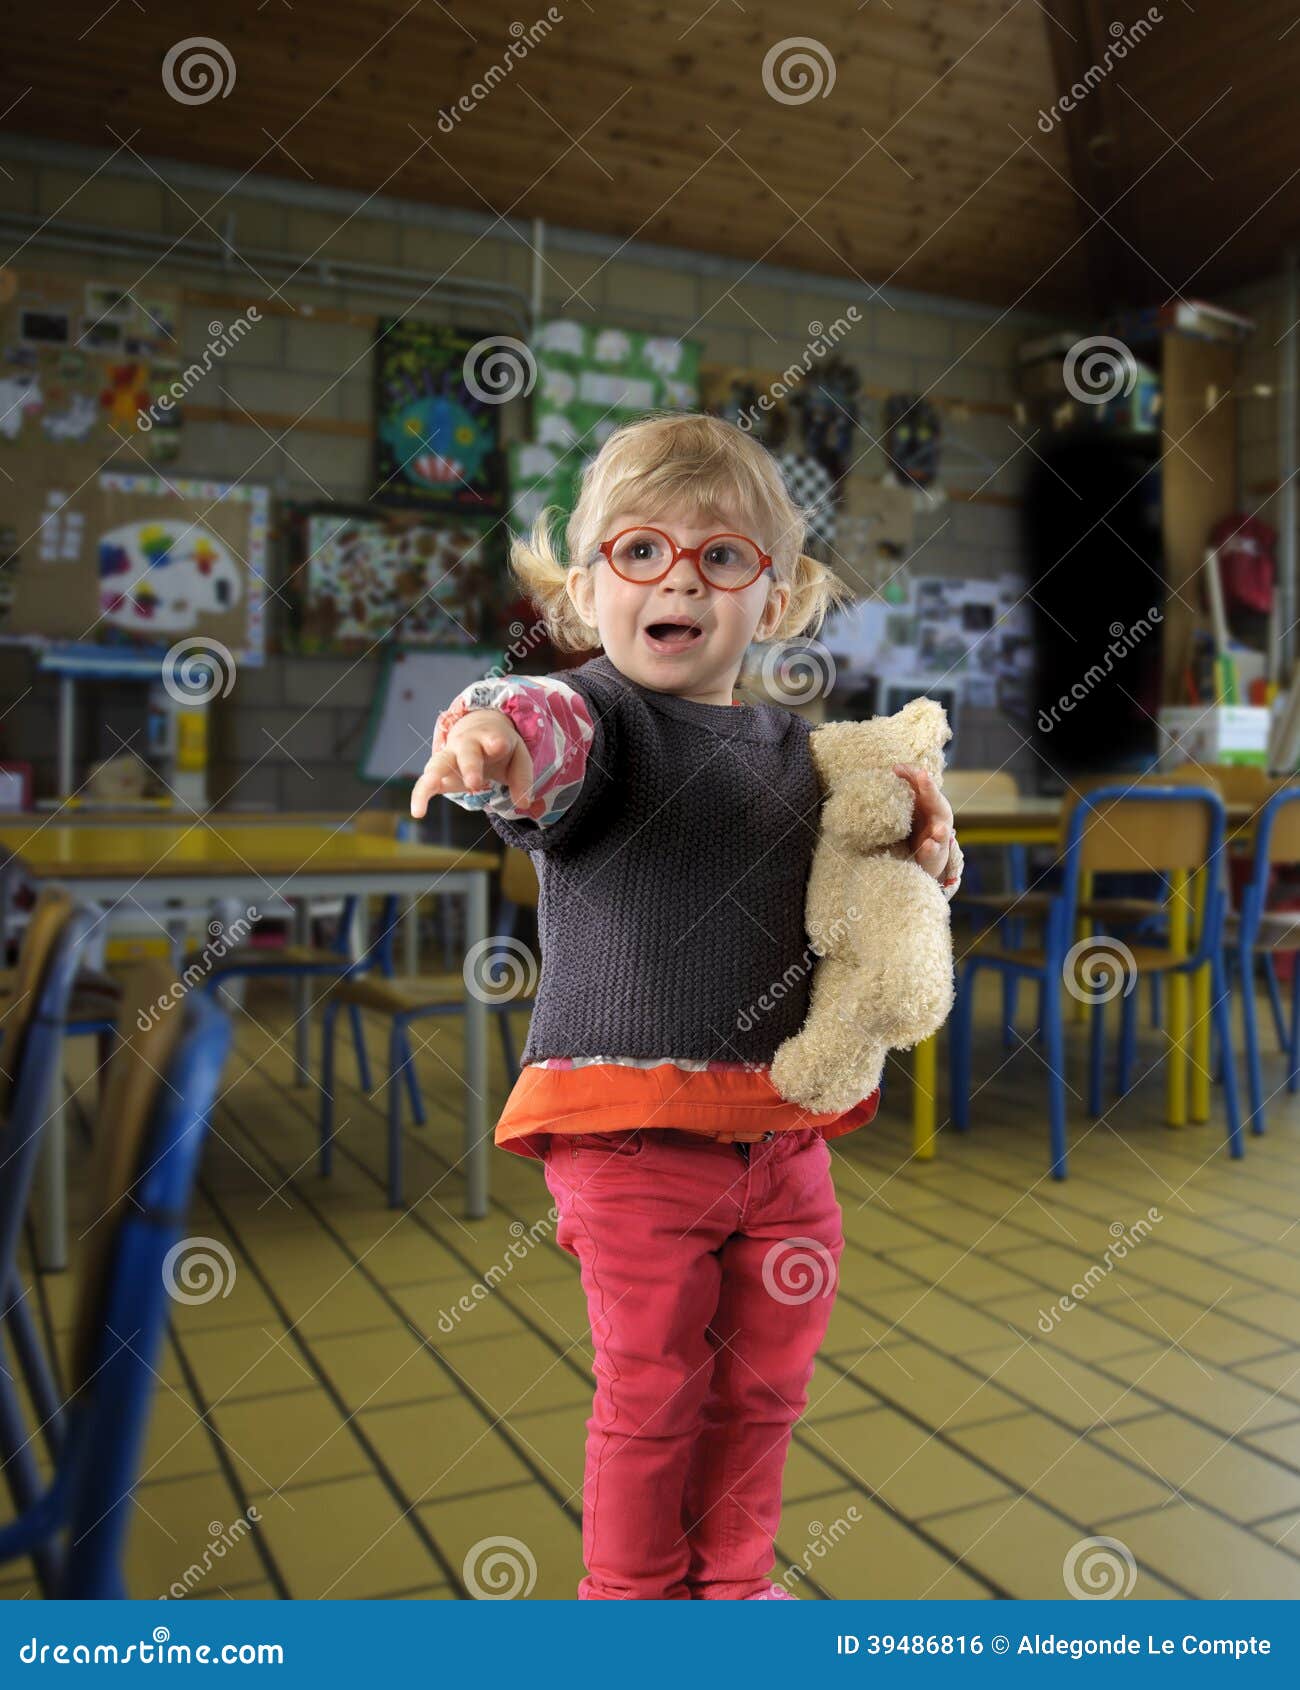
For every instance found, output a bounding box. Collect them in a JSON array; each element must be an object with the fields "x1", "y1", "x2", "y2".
[{"x1": 1157, "y1": 705, "x2": 1270, "y2": 769}]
